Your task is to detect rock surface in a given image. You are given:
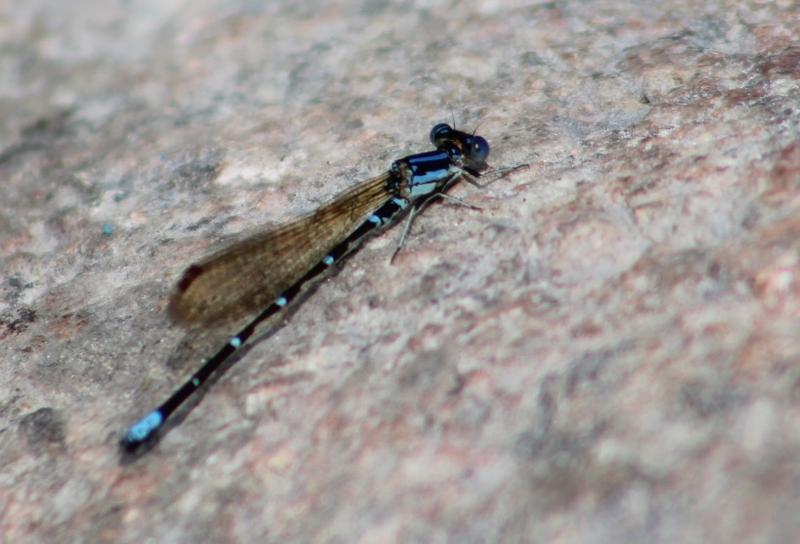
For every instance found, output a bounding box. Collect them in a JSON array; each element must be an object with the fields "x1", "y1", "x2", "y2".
[{"x1": 1, "y1": 1, "x2": 799, "y2": 542}]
